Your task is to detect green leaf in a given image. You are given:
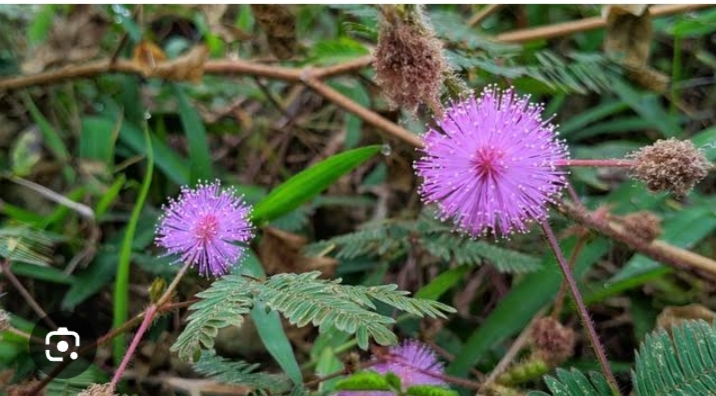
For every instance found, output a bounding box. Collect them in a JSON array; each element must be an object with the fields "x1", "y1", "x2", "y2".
[
  {"x1": 112, "y1": 125, "x2": 154, "y2": 365},
  {"x1": 415, "y1": 266, "x2": 470, "y2": 300},
  {"x1": 251, "y1": 145, "x2": 381, "y2": 224},
  {"x1": 532, "y1": 368, "x2": 615, "y2": 396},
  {"x1": 310, "y1": 37, "x2": 369, "y2": 65},
  {"x1": 171, "y1": 275, "x2": 254, "y2": 362},
  {"x1": 633, "y1": 320, "x2": 716, "y2": 396},
  {"x1": 611, "y1": 78, "x2": 681, "y2": 138},
  {"x1": 335, "y1": 371, "x2": 391, "y2": 391},
  {"x1": 406, "y1": 385, "x2": 460, "y2": 396},
  {"x1": 79, "y1": 116, "x2": 119, "y2": 166},
  {"x1": 62, "y1": 250, "x2": 118, "y2": 310},
  {"x1": 27, "y1": 4, "x2": 56, "y2": 44},
  {"x1": 173, "y1": 84, "x2": 213, "y2": 182},
  {"x1": 117, "y1": 118, "x2": 190, "y2": 186},
  {"x1": 23, "y1": 93, "x2": 74, "y2": 181},
  {"x1": 243, "y1": 253, "x2": 303, "y2": 384},
  {"x1": 95, "y1": 175, "x2": 126, "y2": 220},
  {"x1": 193, "y1": 352, "x2": 293, "y2": 393}
]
